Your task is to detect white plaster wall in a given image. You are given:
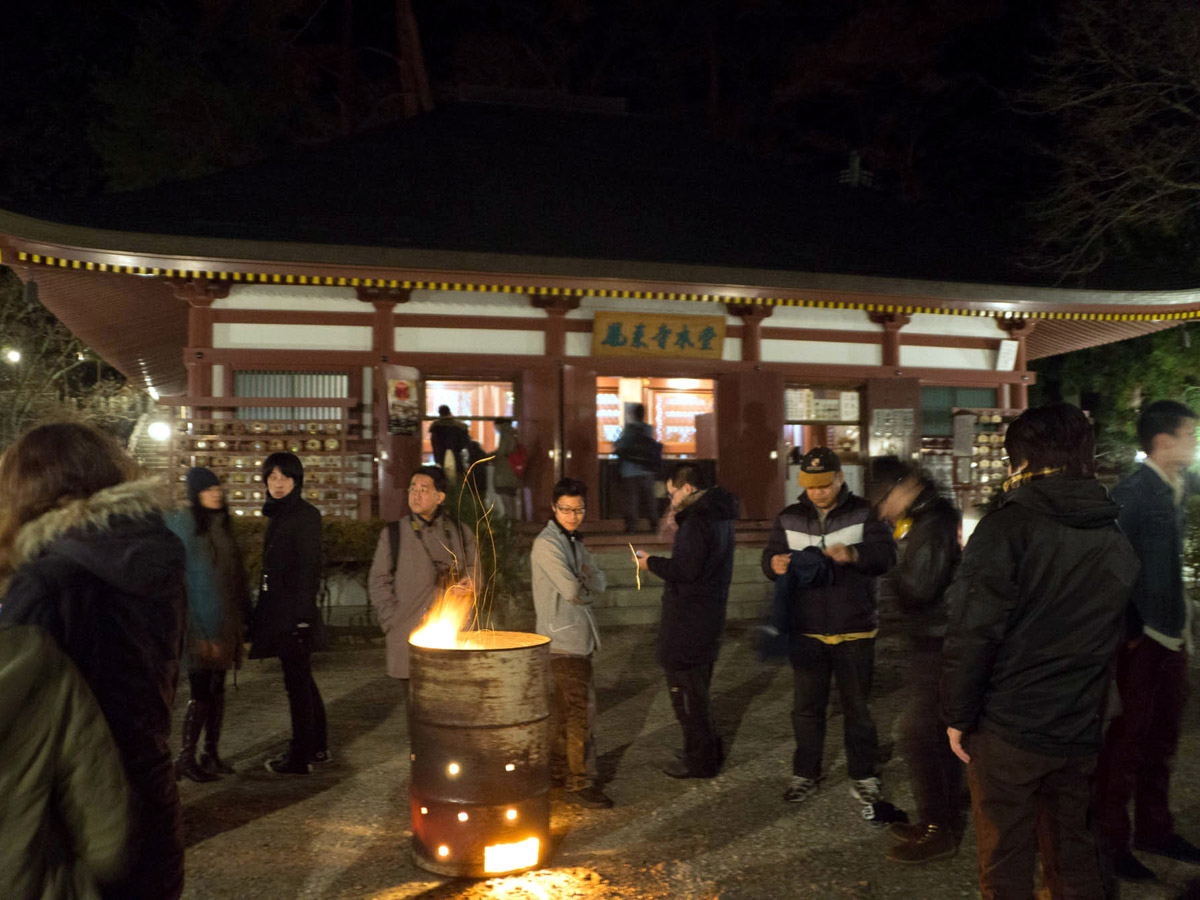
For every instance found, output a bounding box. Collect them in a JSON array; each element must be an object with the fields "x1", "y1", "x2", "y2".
[
  {"x1": 903, "y1": 313, "x2": 1001, "y2": 337},
  {"x1": 394, "y1": 326, "x2": 544, "y2": 355},
  {"x1": 210, "y1": 364, "x2": 225, "y2": 397},
  {"x1": 900, "y1": 345, "x2": 996, "y2": 369},
  {"x1": 213, "y1": 323, "x2": 372, "y2": 351},
  {"x1": 407, "y1": 289, "x2": 545, "y2": 317},
  {"x1": 721, "y1": 336, "x2": 743, "y2": 361},
  {"x1": 761, "y1": 340, "x2": 883, "y2": 366},
  {"x1": 765, "y1": 306, "x2": 877, "y2": 331},
  {"x1": 215, "y1": 284, "x2": 362, "y2": 313},
  {"x1": 565, "y1": 333, "x2": 592, "y2": 357}
]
